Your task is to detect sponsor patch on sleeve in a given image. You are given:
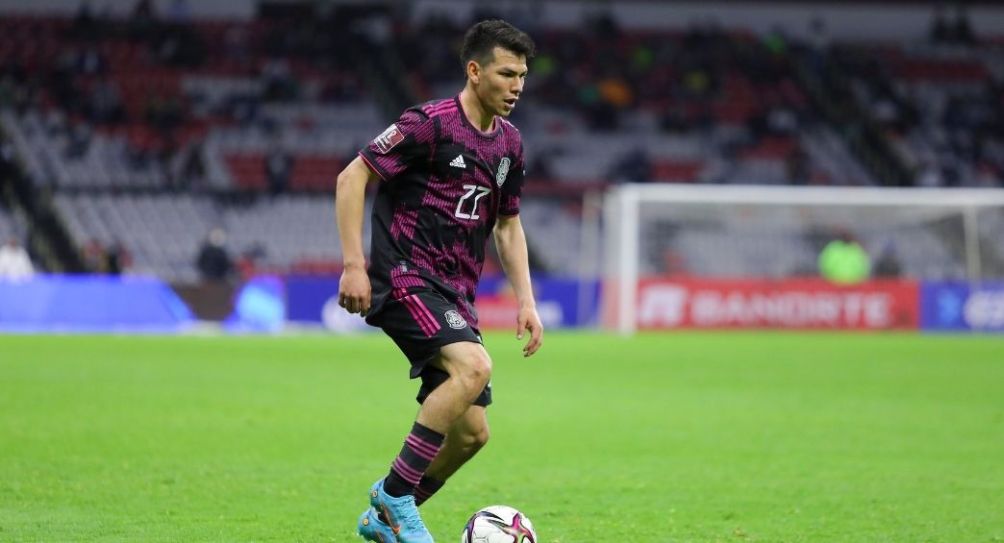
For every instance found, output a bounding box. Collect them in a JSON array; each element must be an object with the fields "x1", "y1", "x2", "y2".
[{"x1": 373, "y1": 124, "x2": 405, "y2": 154}]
